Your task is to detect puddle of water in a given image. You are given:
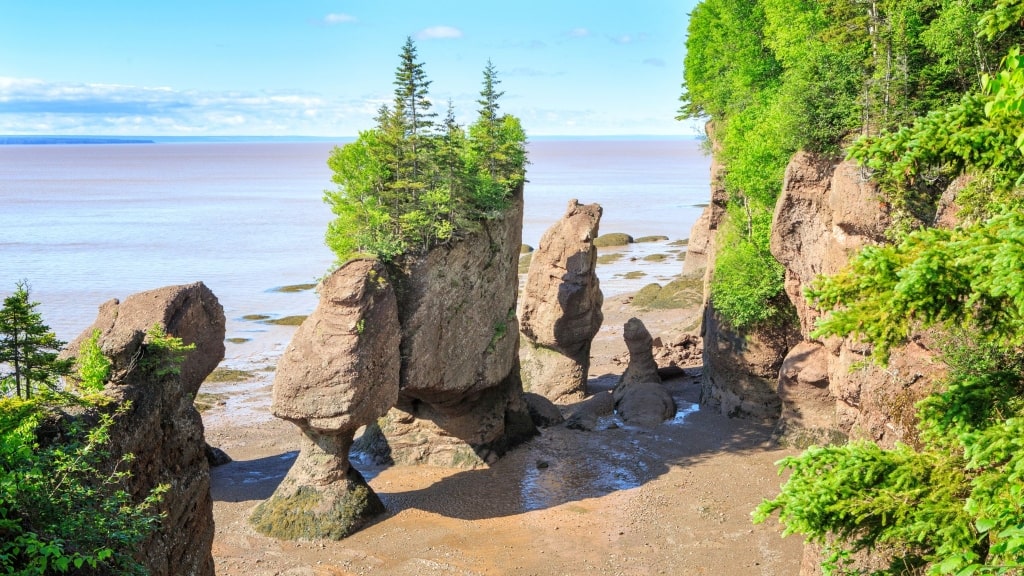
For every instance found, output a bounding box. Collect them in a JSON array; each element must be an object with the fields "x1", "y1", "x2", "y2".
[{"x1": 671, "y1": 402, "x2": 700, "y2": 424}]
